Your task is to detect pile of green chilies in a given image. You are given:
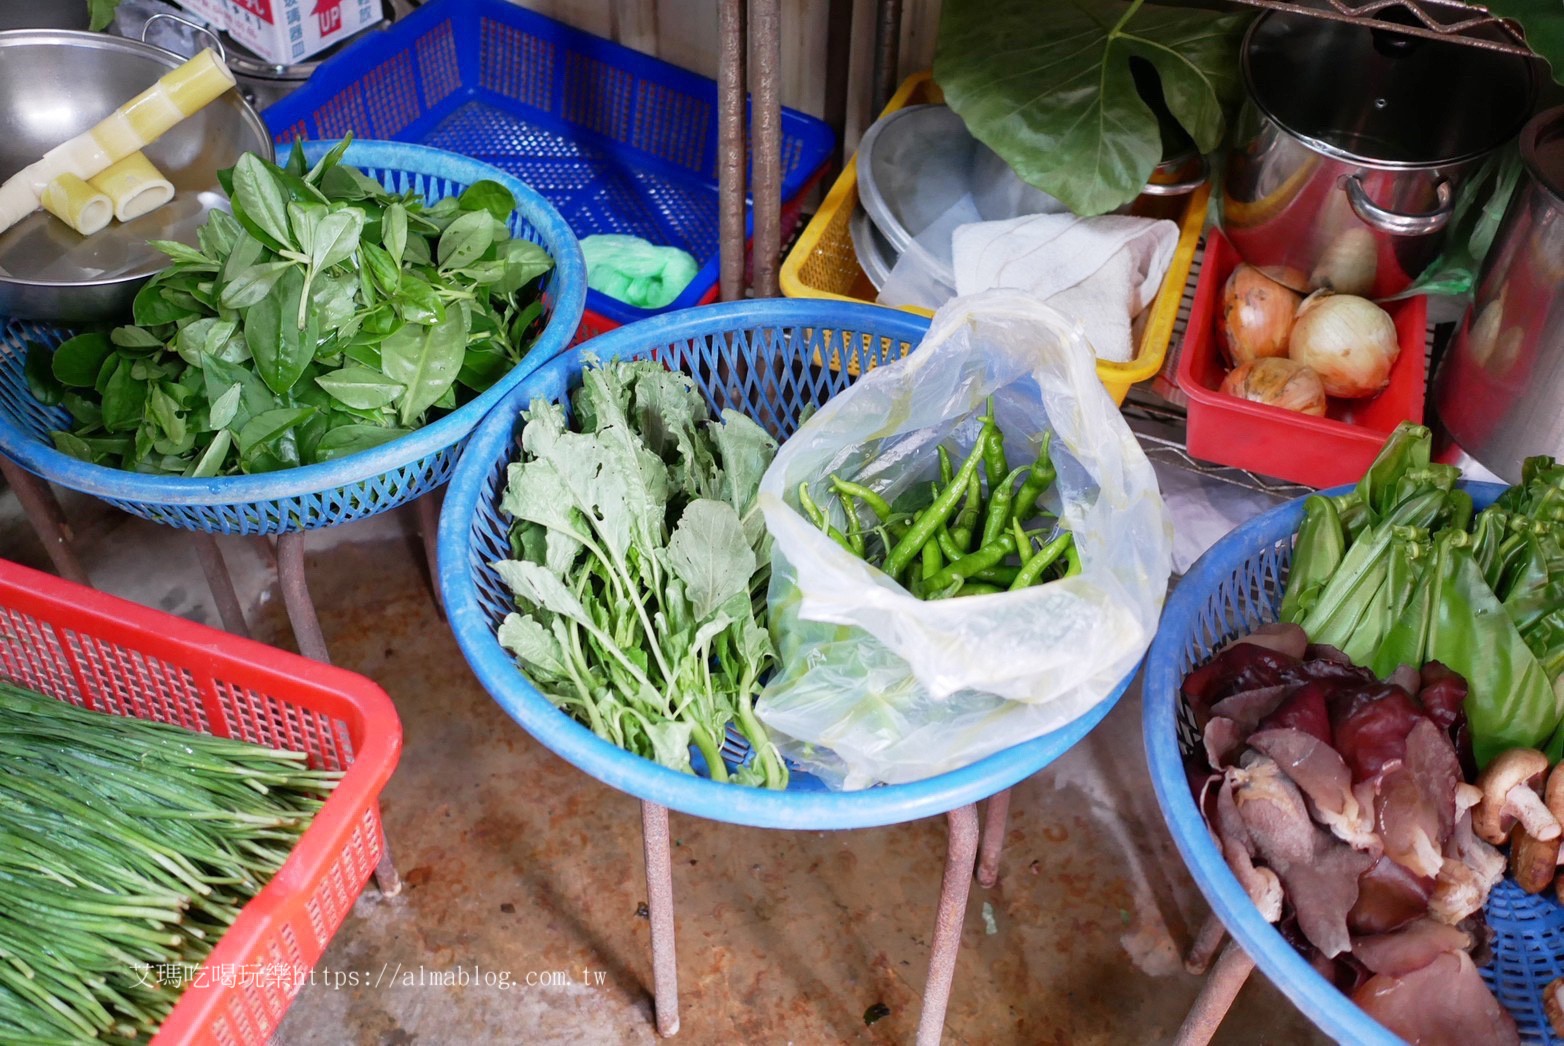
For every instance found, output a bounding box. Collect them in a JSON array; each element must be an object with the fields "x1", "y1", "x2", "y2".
[
  {"x1": 800, "y1": 402, "x2": 1078, "y2": 598},
  {"x1": 0, "y1": 681, "x2": 340, "y2": 1042}
]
